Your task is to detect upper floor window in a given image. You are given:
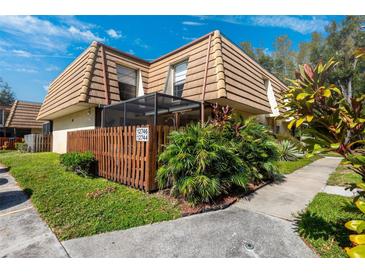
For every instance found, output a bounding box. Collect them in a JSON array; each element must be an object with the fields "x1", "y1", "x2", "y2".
[
  {"x1": 117, "y1": 65, "x2": 138, "y2": 101},
  {"x1": 173, "y1": 61, "x2": 188, "y2": 97}
]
